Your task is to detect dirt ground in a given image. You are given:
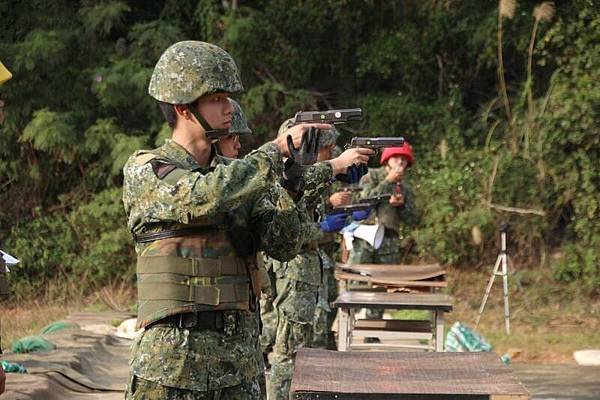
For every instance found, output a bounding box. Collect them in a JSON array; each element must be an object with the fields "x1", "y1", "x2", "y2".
[
  {"x1": 445, "y1": 265, "x2": 600, "y2": 364},
  {"x1": 2, "y1": 266, "x2": 599, "y2": 364}
]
